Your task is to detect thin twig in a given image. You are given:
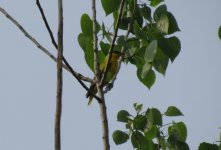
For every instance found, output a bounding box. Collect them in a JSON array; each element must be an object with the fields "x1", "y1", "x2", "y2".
[
  {"x1": 105, "y1": 0, "x2": 137, "y2": 93},
  {"x1": 36, "y1": 0, "x2": 93, "y2": 83},
  {"x1": 100, "y1": 0, "x2": 126, "y2": 86},
  {"x1": 55, "y1": 0, "x2": 63, "y2": 150},
  {"x1": 92, "y1": 1, "x2": 109, "y2": 150},
  {"x1": 0, "y1": 6, "x2": 67, "y2": 70},
  {"x1": 0, "y1": 6, "x2": 102, "y2": 101}
]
